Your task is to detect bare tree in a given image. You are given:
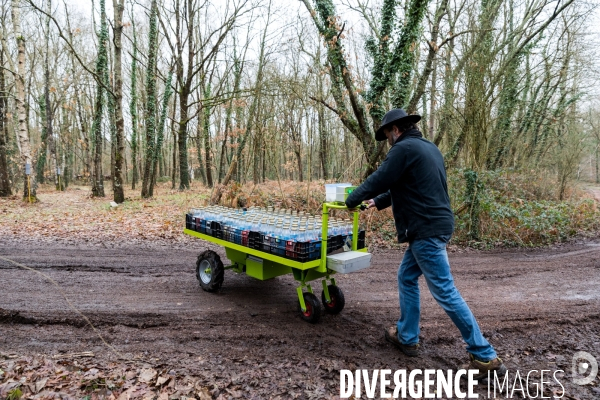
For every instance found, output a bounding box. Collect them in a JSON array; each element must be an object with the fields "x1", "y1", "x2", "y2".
[{"x1": 43, "y1": 0, "x2": 61, "y2": 190}]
